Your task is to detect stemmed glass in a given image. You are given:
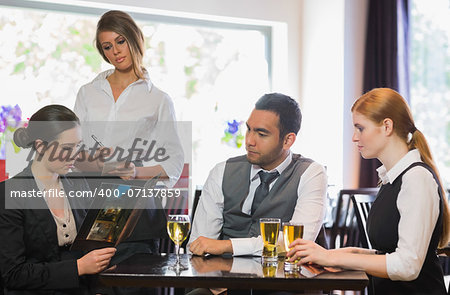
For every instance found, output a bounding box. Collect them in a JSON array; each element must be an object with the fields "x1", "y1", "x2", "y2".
[{"x1": 167, "y1": 214, "x2": 191, "y2": 271}]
